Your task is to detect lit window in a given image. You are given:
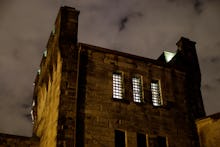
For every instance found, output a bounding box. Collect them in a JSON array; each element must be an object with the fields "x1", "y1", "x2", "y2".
[
  {"x1": 52, "y1": 25, "x2": 56, "y2": 35},
  {"x1": 115, "y1": 130, "x2": 125, "y2": 147},
  {"x1": 132, "y1": 76, "x2": 143, "y2": 103},
  {"x1": 37, "y1": 69, "x2": 41, "y2": 75},
  {"x1": 113, "y1": 72, "x2": 123, "y2": 99},
  {"x1": 32, "y1": 100, "x2": 35, "y2": 107},
  {"x1": 151, "y1": 80, "x2": 162, "y2": 106},
  {"x1": 30, "y1": 110, "x2": 34, "y2": 124},
  {"x1": 43, "y1": 50, "x2": 47, "y2": 57}
]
